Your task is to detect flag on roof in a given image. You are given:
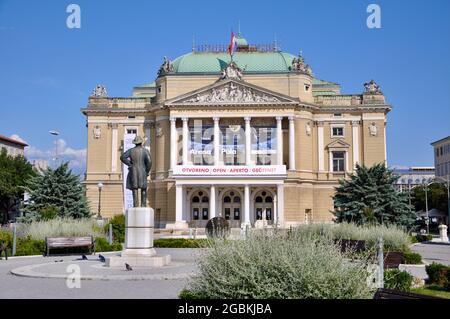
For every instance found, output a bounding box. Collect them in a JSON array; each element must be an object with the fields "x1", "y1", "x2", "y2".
[{"x1": 228, "y1": 31, "x2": 237, "y2": 58}]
